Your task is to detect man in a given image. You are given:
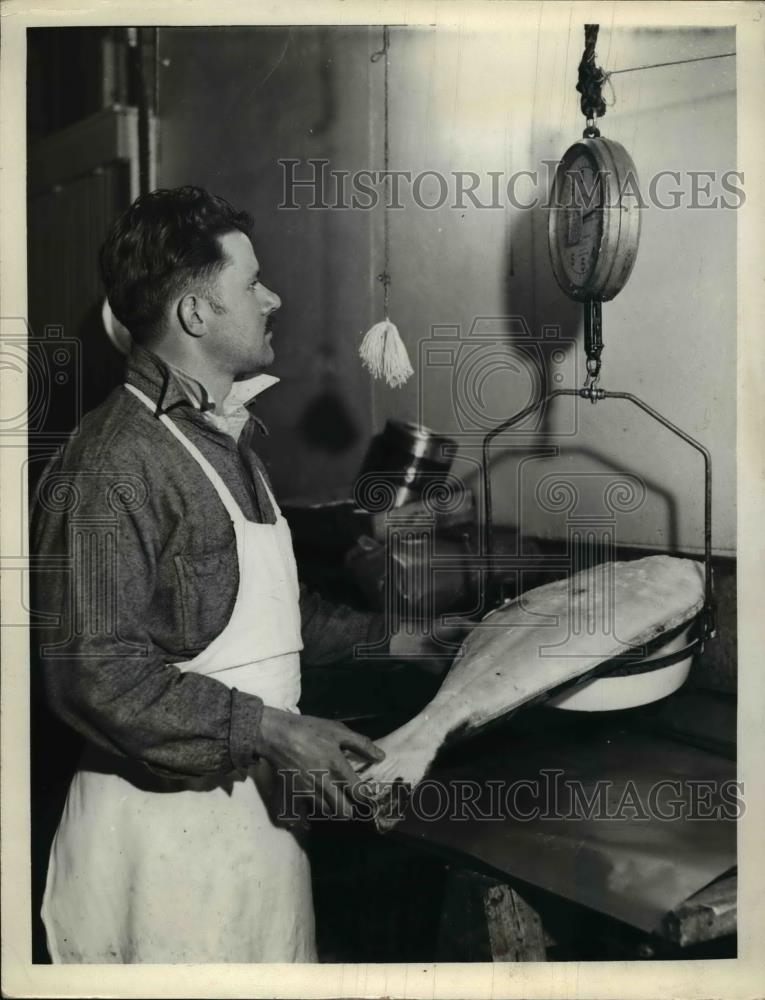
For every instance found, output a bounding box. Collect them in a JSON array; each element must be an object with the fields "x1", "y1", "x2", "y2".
[{"x1": 32, "y1": 186, "x2": 425, "y2": 964}]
